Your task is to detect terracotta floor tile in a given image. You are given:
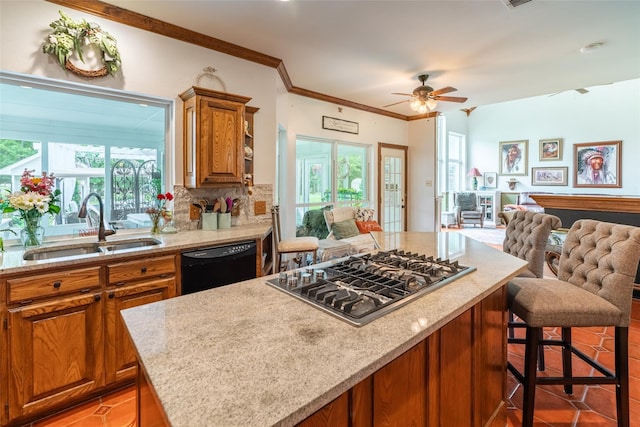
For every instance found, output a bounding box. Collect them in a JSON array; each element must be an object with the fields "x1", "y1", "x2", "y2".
[
  {"x1": 583, "y1": 385, "x2": 618, "y2": 421},
  {"x1": 574, "y1": 410, "x2": 617, "y2": 426},
  {"x1": 65, "y1": 415, "x2": 105, "y2": 427},
  {"x1": 104, "y1": 397, "x2": 137, "y2": 426},
  {"x1": 32, "y1": 398, "x2": 101, "y2": 427}
]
